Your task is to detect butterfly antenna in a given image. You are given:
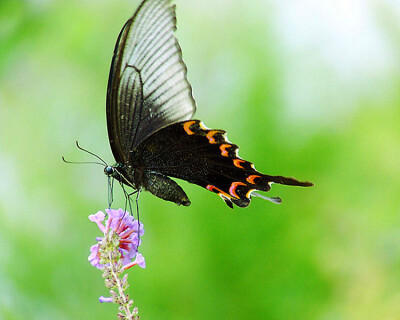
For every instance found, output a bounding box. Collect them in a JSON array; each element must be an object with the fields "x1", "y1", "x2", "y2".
[
  {"x1": 75, "y1": 141, "x2": 108, "y2": 166},
  {"x1": 62, "y1": 156, "x2": 105, "y2": 167}
]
